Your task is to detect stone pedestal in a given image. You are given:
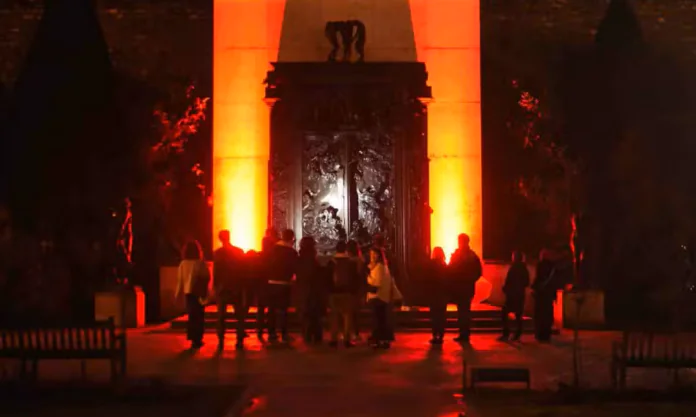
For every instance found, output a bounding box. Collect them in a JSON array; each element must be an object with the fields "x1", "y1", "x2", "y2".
[
  {"x1": 95, "y1": 286, "x2": 146, "y2": 328},
  {"x1": 560, "y1": 289, "x2": 606, "y2": 329}
]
